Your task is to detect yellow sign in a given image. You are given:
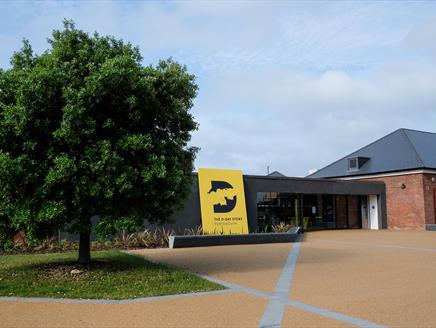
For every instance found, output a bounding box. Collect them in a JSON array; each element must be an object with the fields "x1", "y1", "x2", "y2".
[{"x1": 198, "y1": 168, "x2": 249, "y2": 234}]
